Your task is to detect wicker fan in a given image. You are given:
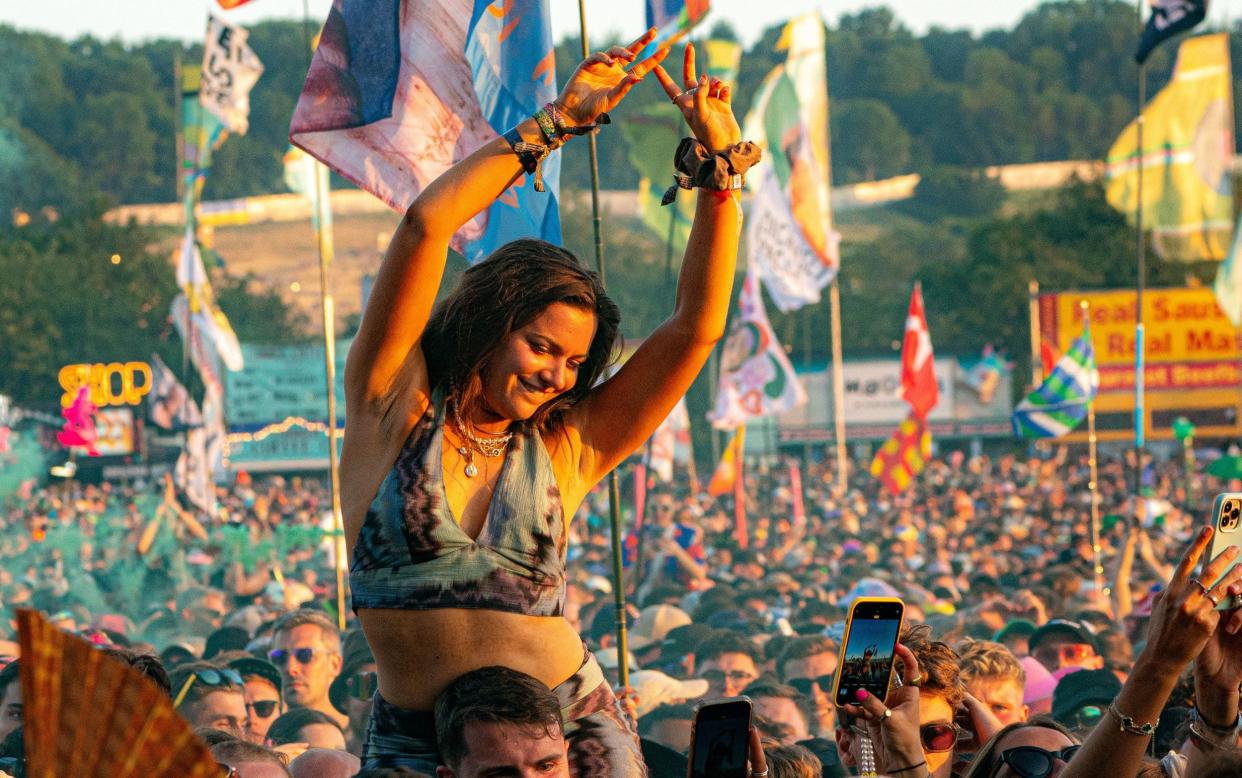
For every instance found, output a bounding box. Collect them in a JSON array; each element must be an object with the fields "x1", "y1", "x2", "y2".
[{"x1": 16, "y1": 609, "x2": 220, "y2": 777}]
